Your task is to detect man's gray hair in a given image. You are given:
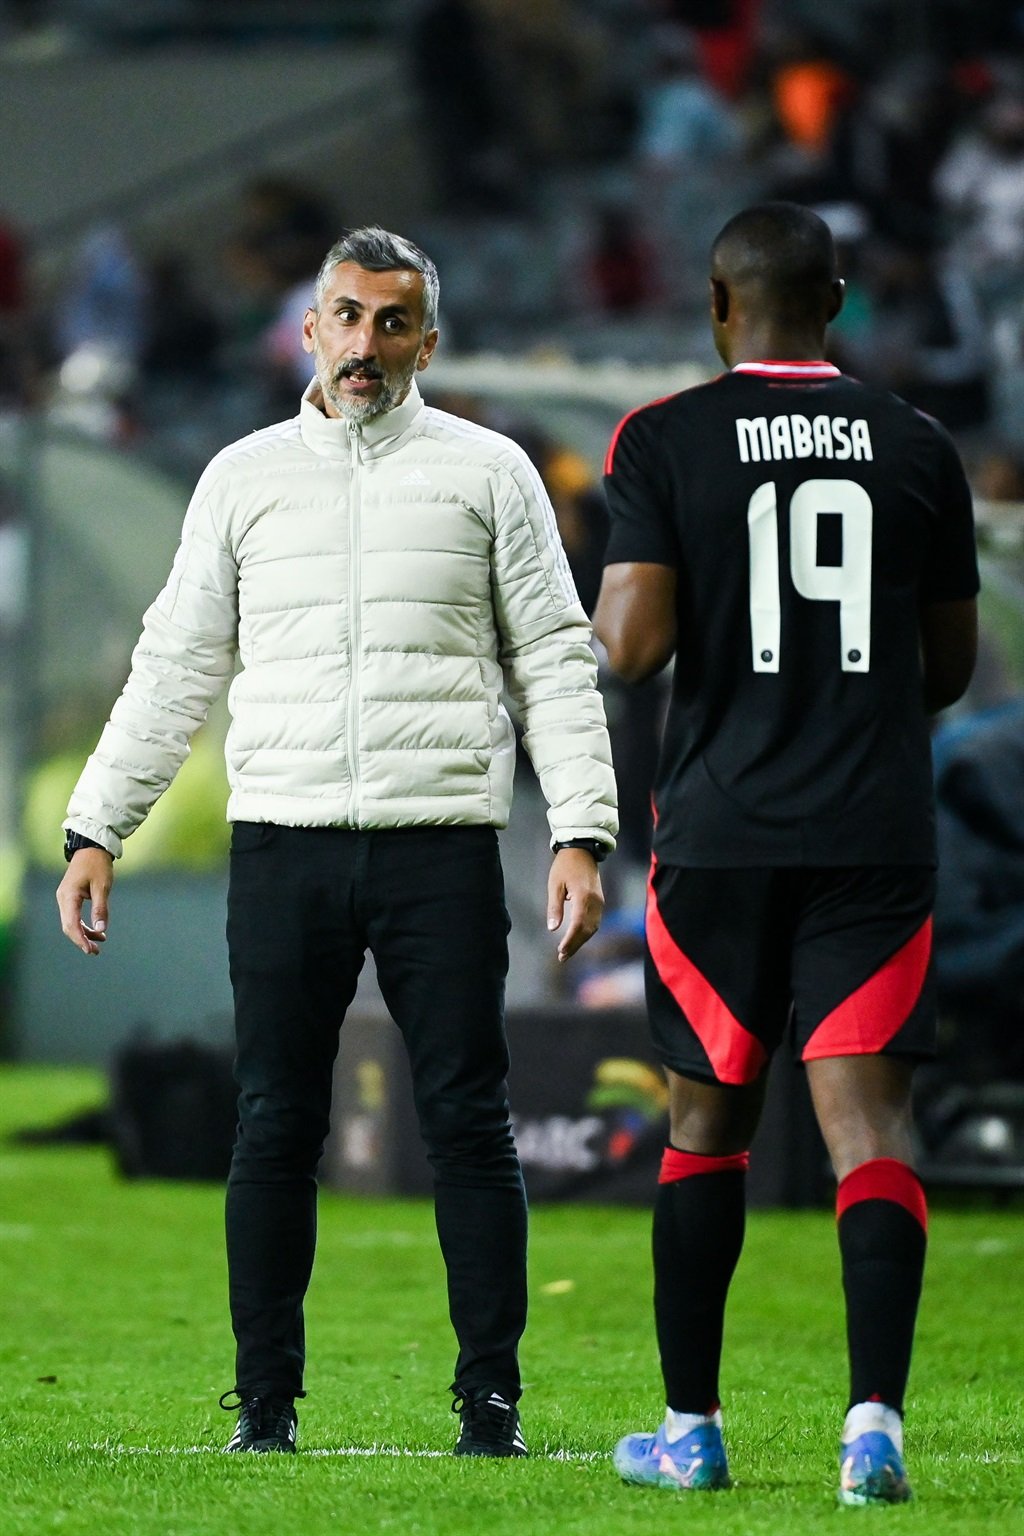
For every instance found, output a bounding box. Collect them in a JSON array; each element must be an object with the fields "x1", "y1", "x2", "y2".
[{"x1": 313, "y1": 225, "x2": 439, "y2": 332}]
